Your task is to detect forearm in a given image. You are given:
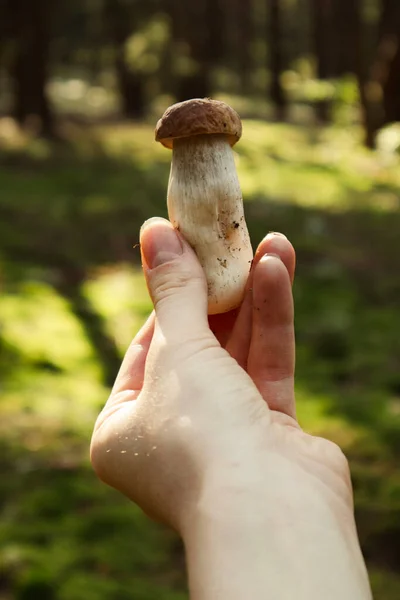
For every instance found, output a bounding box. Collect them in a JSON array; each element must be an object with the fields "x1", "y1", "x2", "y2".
[{"x1": 182, "y1": 486, "x2": 372, "y2": 600}]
